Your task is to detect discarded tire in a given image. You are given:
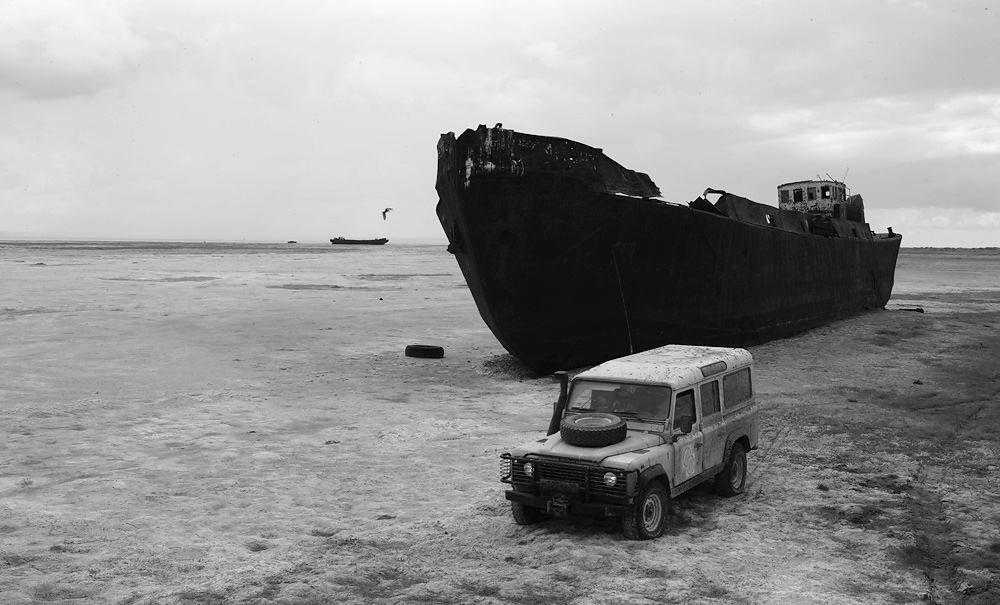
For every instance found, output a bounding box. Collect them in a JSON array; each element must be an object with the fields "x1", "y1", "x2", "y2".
[
  {"x1": 405, "y1": 344, "x2": 444, "y2": 359},
  {"x1": 560, "y1": 413, "x2": 627, "y2": 447}
]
